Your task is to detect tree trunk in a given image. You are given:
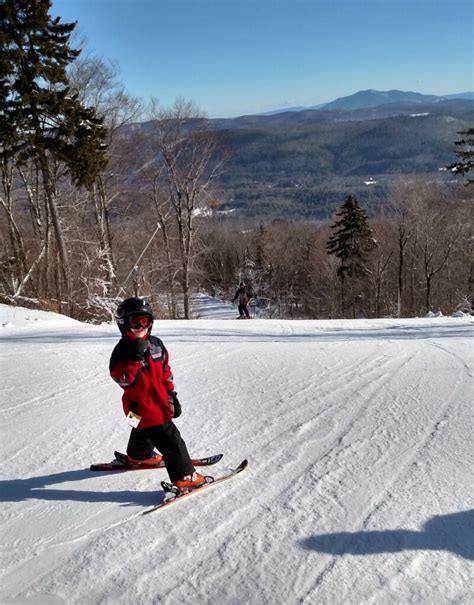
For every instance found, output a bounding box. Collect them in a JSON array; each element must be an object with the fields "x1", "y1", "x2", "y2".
[
  {"x1": 425, "y1": 275, "x2": 432, "y2": 313},
  {"x1": 158, "y1": 218, "x2": 178, "y2": 318},
  {"x1": 95, "y1": 175, "x2": 117, "y2": 287},
  {"x1": 1, "y1": 161, "x2": 28, "y2": 285},
  {"x1": 14, "y1": 244, "x2": 46, "y2": 298},
  {"x1": 397, "y1": 226, "x2": 408, "y2": 317},
  {"x1": 38, "y1": 151, "x2": 71, "y2": 309},
  {"x1": 340, "y1": 271, "x2": 345, "y2": 317}
]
